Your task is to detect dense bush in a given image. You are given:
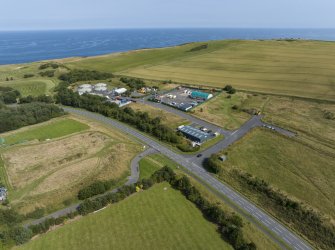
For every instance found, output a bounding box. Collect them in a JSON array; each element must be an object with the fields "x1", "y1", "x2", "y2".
[
  {"x1": 223, "y1": 85, "x2": 236, "y2": 94},
  {"x1": 0, "y1": 209, "x2": 24, "y2": 227},
  {"x1": 25, "y1": 208, "x2": 45, "y2": 220},
  {"x1": 28, "y1": 211, "x2": 78, "y2": 236},
  {"x1": 23, "y1": 74, "x2": 34, "y2": 78},
  {"x1": 59, "y1": 69, "x2": 113, "y2": 83},
  {"x1": 0, "y1": 86, "x2": 21, "y2": 104},
  {"x1": 39, "y1": 70, "x2": 55, "y2": 77},
  {"x1": 0, "y1": 103, "x2": 65, "y2": 133},
  {"x1": 78, "y1": 180, "x2": 116, "y2": 200},
  {"x1": 39, "y1": 62, "x2": 59, "y2": 70},
  {"x1": 177, "y1": 142, "x2": 199, "y2": 152},
  {"x1": 323, "y1": 110, "x2": 334, "y2": 120},
  {"x1": 203, "y1": 154, "x2": 222, "y2": 173},
  {"x1": 19, "y1": 95, "x2": 54, "y2": 104},
  {"x1": 120, "y1": 77, "x2": 145, "y2": 91},
  {"x1": 188, "y1": 44, "x2": 208, "y2": 52}
]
